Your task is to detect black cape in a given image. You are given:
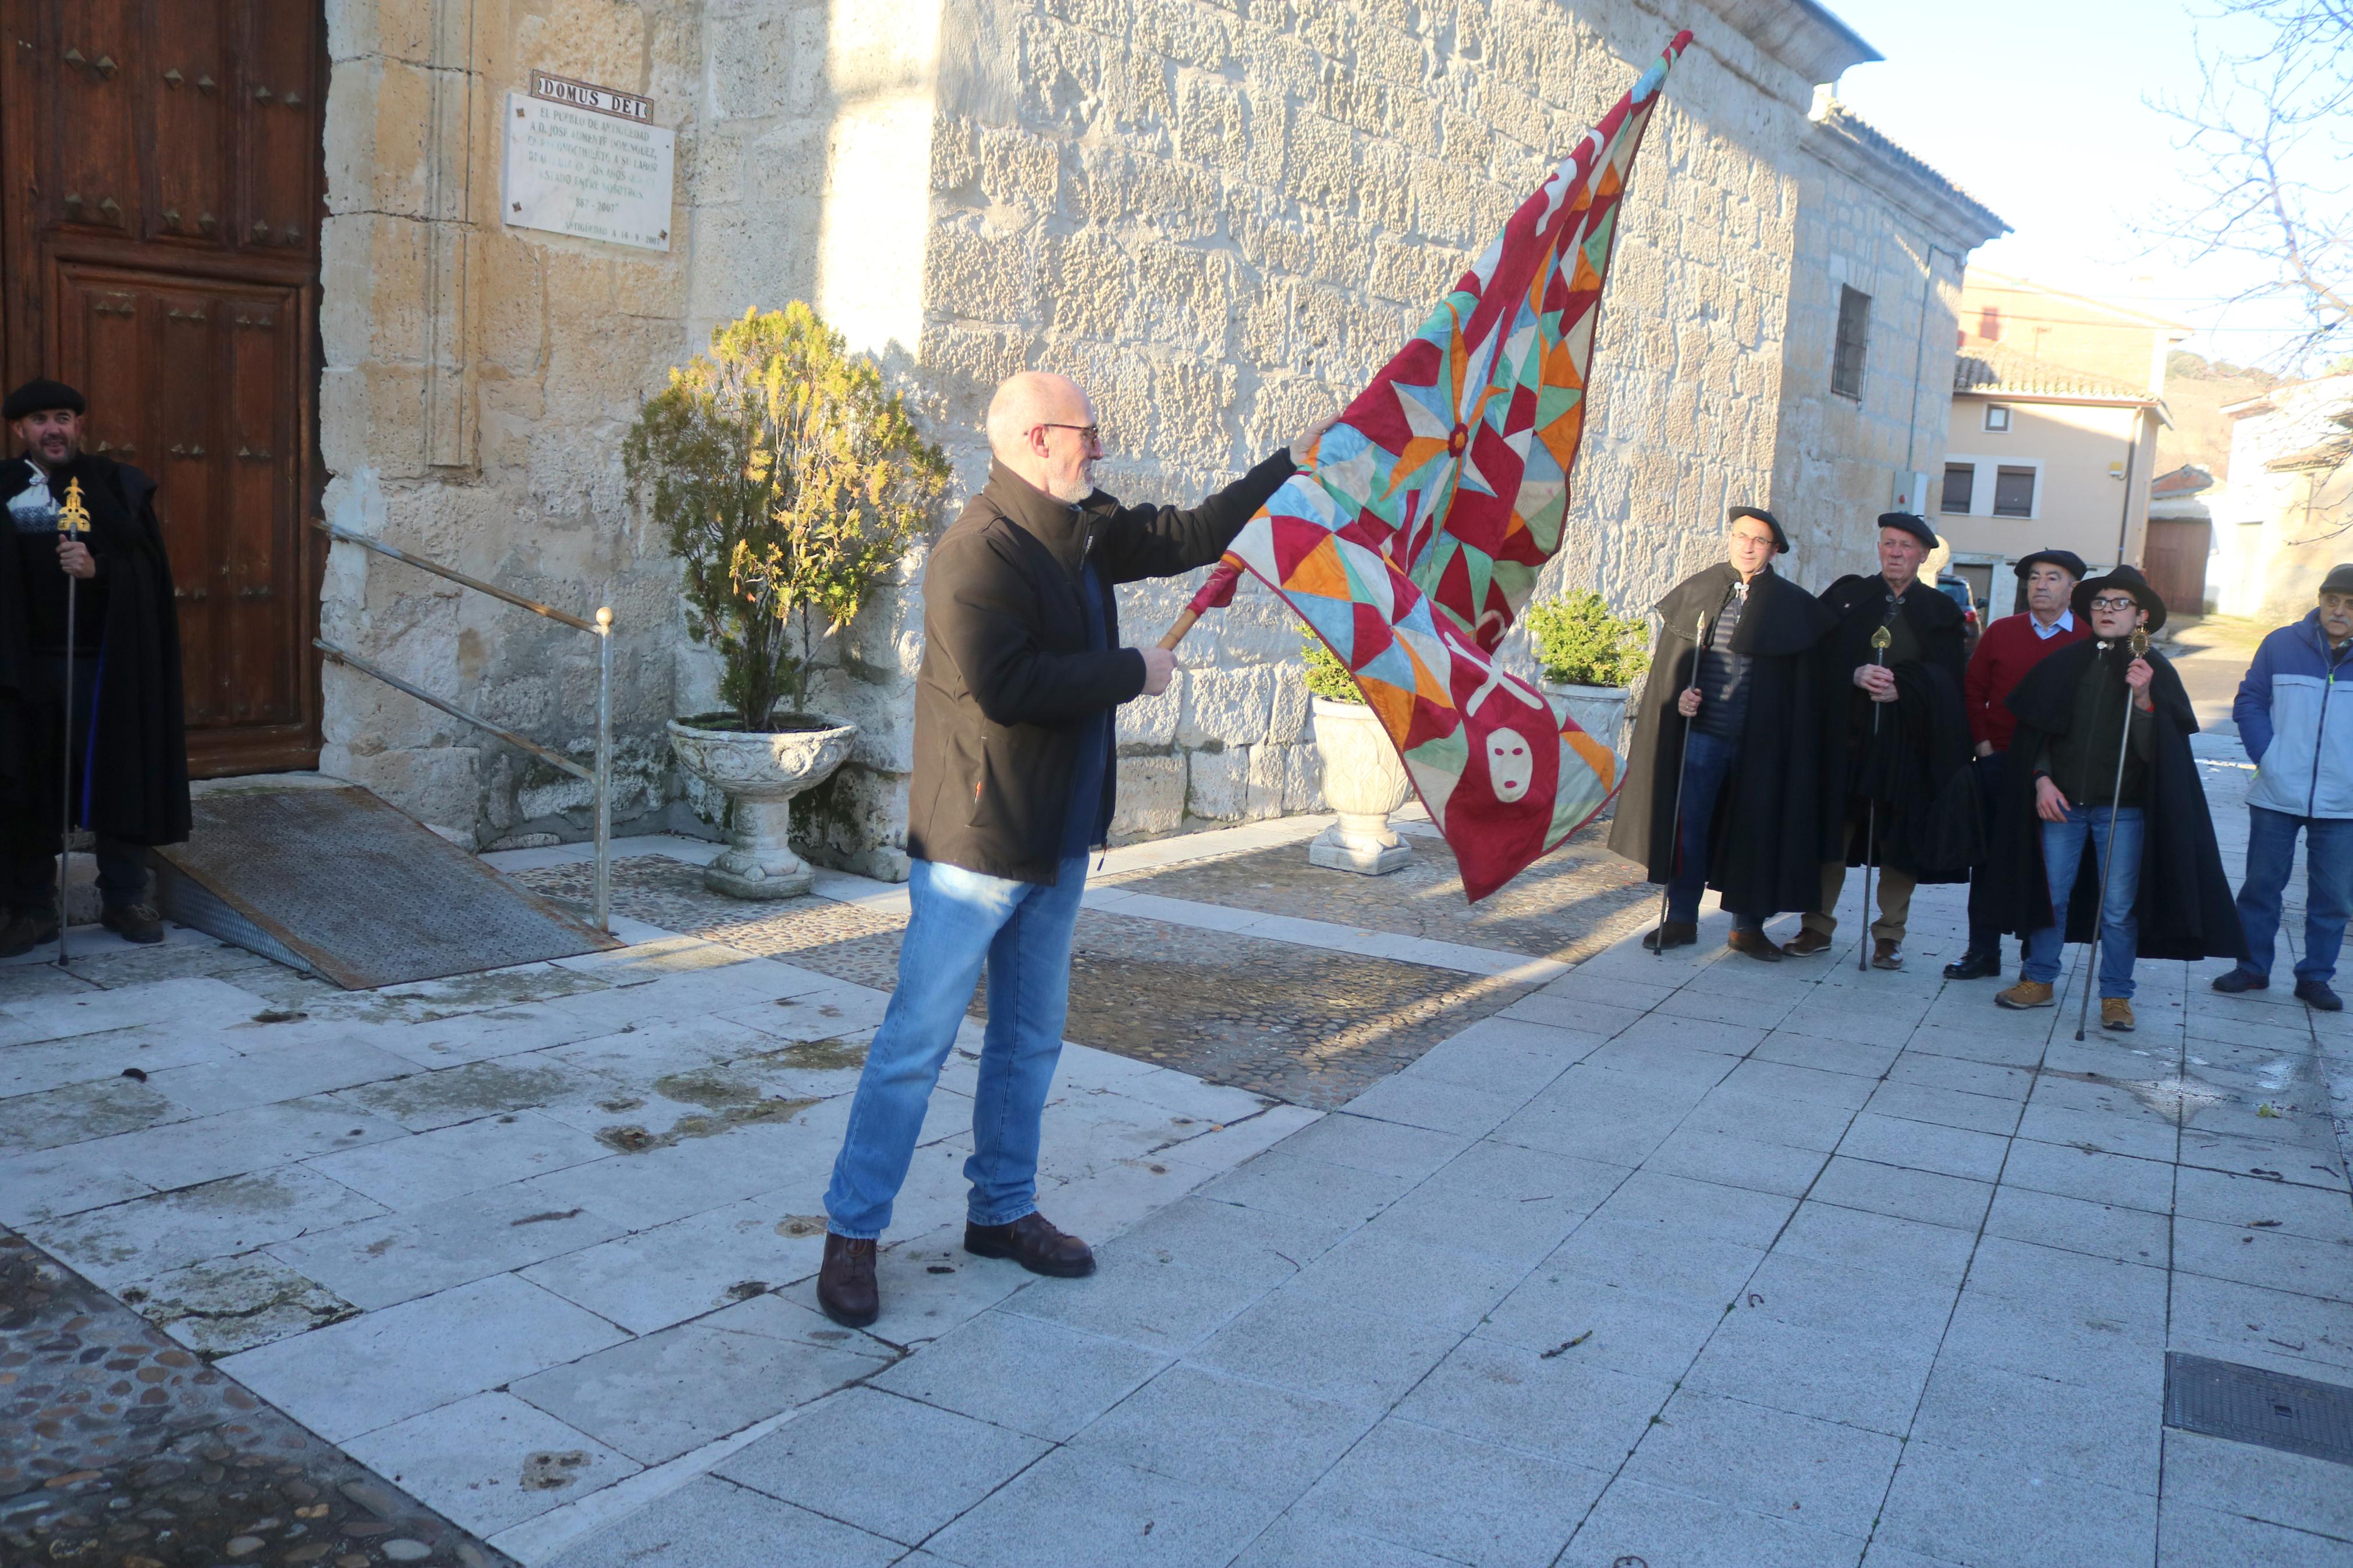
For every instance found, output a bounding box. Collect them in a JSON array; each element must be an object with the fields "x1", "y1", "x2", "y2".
[
  {"x1": 1608, "y1": 564, "x2": 1840, "y2": 916},
  {"x1": 1982, "y1": 640, "x2": 2245, "y2": 960},
  {"x1": 1819, "y1": 573, "x2": 1972, "y2": 882},
  {"x1": 0, "y1": 454, "x2": 191, "y2": 845}
]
